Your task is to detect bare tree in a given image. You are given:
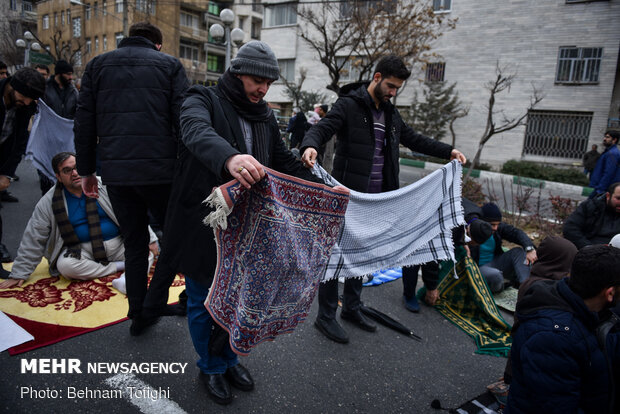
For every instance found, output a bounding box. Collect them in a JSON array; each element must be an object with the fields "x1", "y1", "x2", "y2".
[
  {"x1": 47, "y1": 28, "x2": 84, "y2": 66},
  {"x1": 296, "y1": 0, "x2": 455, "y2": 93},
  {"x1": 465, "y1": 62, "x2": 544, "y2": 180},
  {"x1": 282, "y1": 67, "x2": 328, "y2": 112}
]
